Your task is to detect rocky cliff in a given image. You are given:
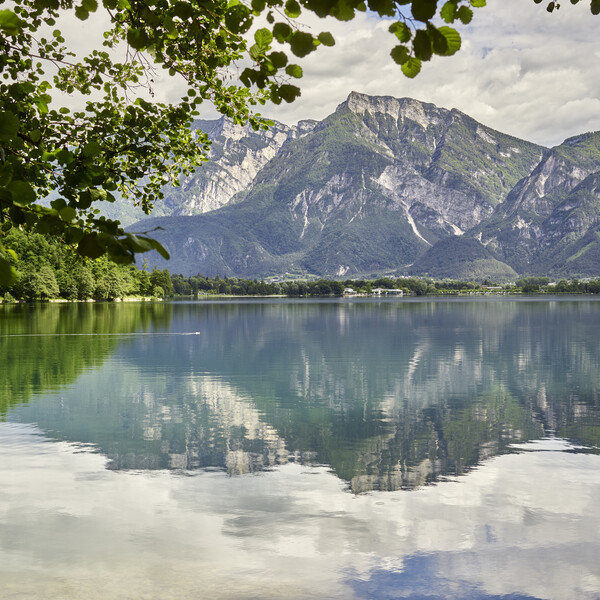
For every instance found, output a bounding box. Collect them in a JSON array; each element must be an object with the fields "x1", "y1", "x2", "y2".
[
  {"x1": 162, "y1": 117, "x2": 316, "y2": 215},
  {"x1": 472, "y1": 132, "x2": 600, "y2": 275}
]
